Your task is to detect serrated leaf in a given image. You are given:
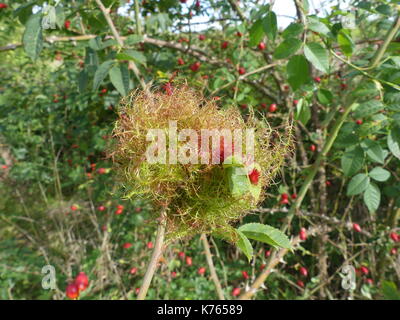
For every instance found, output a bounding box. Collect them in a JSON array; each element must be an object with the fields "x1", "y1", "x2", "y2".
[
  {"x1": 125, "y1": 34, "x2": 144, "y2": 45},
  {"x1": 236, "y1": 229, "x2": 253, "y2": 262},
  {"x1": 361, "y1": 139, "x2": 385, "y2": 164},
  {"x1": 262, "y1": 11, "x2": 277, "y2": 41},
  {"x1": 249, "y1": 19, "x2": 264, "y2": 47},
  {"x1": 92, "y1": 60, "x2": 115, "y2": 91},
  {"x1": 347, "y1": 173, "x2": 370, "y2": 196},
  {"x1": 388, "y1": 126, "x2": 400, "y2": 159},
  {"x1": 238, "y1": 223, "x2": 291, "y2": 249},
  {"x1": 307, "y1": 16, "x2": 330, "y2": 35},
  {"x1": 369, "y1": 167, "x2": 390, "y2": 182},
  {"x1": 337, "y1": 30, "x2": 354, "y2": 57},
  {"x1": 317, "y1": 88, "x2": 333, "y2": 105},
  {"x1": 109, "y1": 64, "x2": 130, "y2": 96},
  {"x1": 335, "y1": 133, "x2": 359, "y2": 149},
  {"x1": 341, "y1": 146, "x2": 364, "y2": 176},
  {"x1": 84, "y1": 47, "x2": 99, "y2": 69},
  {"x1": 282, "y1": 23, "x2": 304, "y2": 39},
  {"x1": 55, "y1": 6, "x2": 65, "y2": 29},
  {"x1": 89, "y1": 36, "x2": 104, "y2": 51},
  {"x1": 14, "y1": 2, "x2": 36, "y2": 25},
  {"x1": 23, "y1": 13, "x2": 43, "y2": 61},
  {"x1": 363, "y1": 182, "x2": 380, "y2": 213},
  {"x1": 353, "y1": 100, "x2": 383, "y2": 118},
  {"x1": 295, "y1": 99, "x2": 311, "y2": 125},
  {"x1": 304, "y1": 42, "x2": 329, "y2": 73},
  {"x1": 382, "y1": 281, "x2": 400, "y2": 300},
  {"x1": 116, "y1": 49, "x2": 147, "y2": 66},
  {"x1": 78, "y1": 70, "x2": 88, "y2": 93},
  {"x1": 273, "y1": 38, "x2": 302, "y2": 59},
  {"x1": 287, "y1": 55, "x2": 310, "y2": 90}
]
